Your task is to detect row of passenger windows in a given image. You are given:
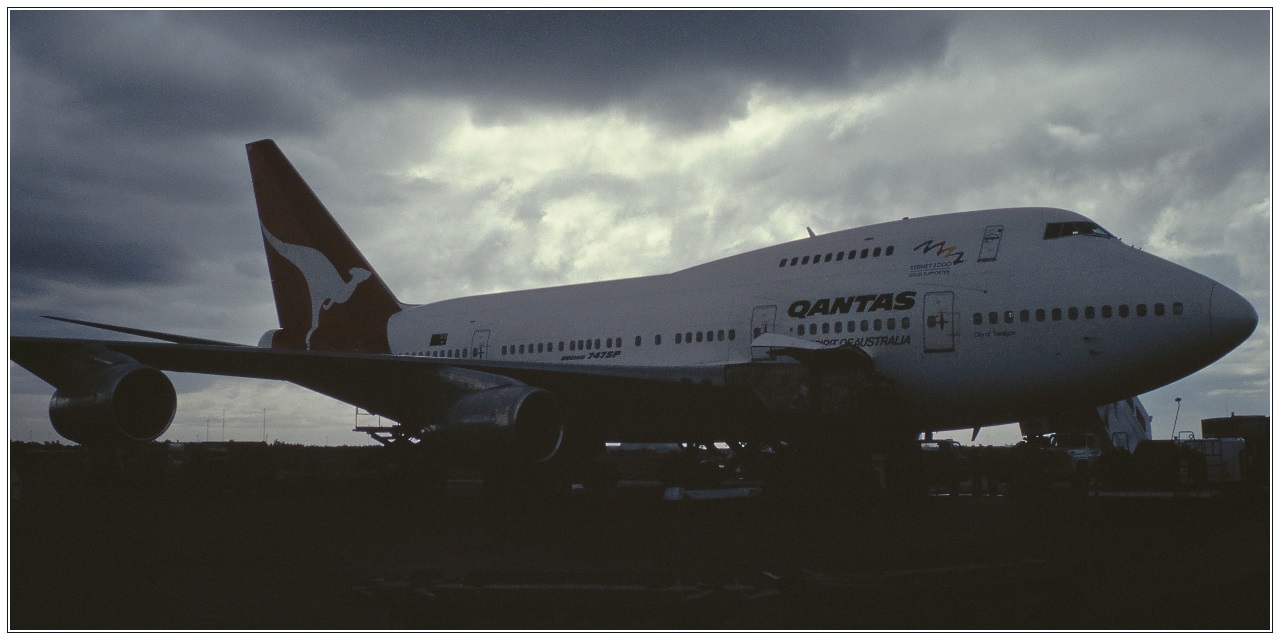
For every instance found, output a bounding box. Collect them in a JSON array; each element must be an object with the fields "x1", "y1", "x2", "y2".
[
  {"x1": 779, "y1": 245, "x2": 895, "y2": 268},
  {"x1": 503, "y1": 337, "x2": 619, "y2": 356},
  {"x1": 970, "y1": 302, "x2": 1184, "y2": 326},
  {"x1": 795, "y1": 316, "x2": 912, "y2": 336},
  {"x1": 670, "y1": 328, "x2": 737, "y2": 344},
  {"x1": 497, "y1": 328, "x2": 740, "y2": 356},
  {"x1": 404, "y1": 348, "x2": 474, "y2": 358}
]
